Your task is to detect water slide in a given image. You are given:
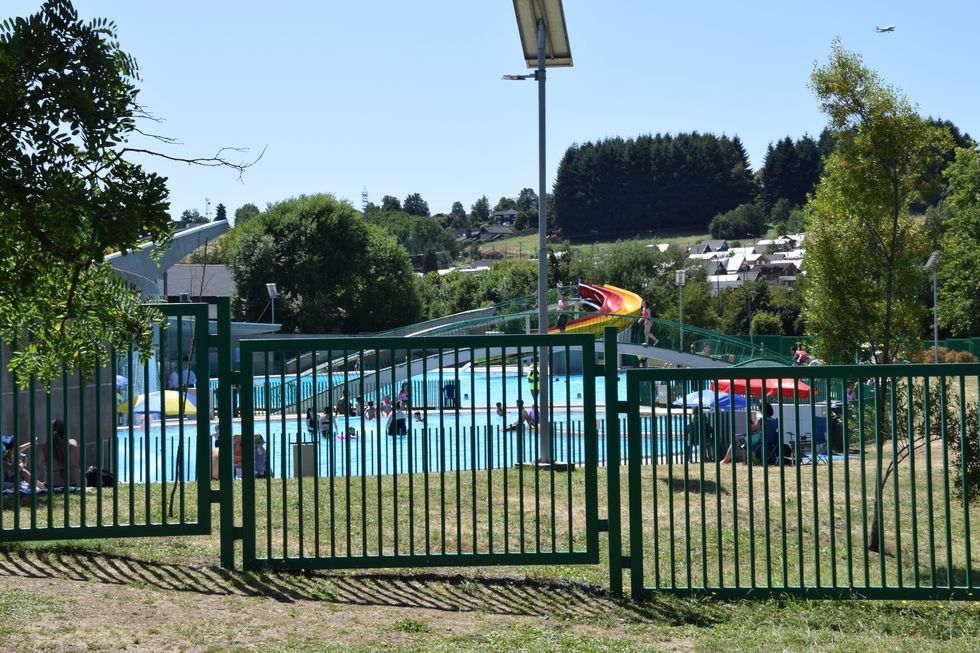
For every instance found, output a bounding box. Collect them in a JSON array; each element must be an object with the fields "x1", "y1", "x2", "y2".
[
  {"x1": 549, "y1": 283, "x2": 643, "y2": 336},
  {"x1": 258, "y1": 281, "x2": 790, "y2": 415}
]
